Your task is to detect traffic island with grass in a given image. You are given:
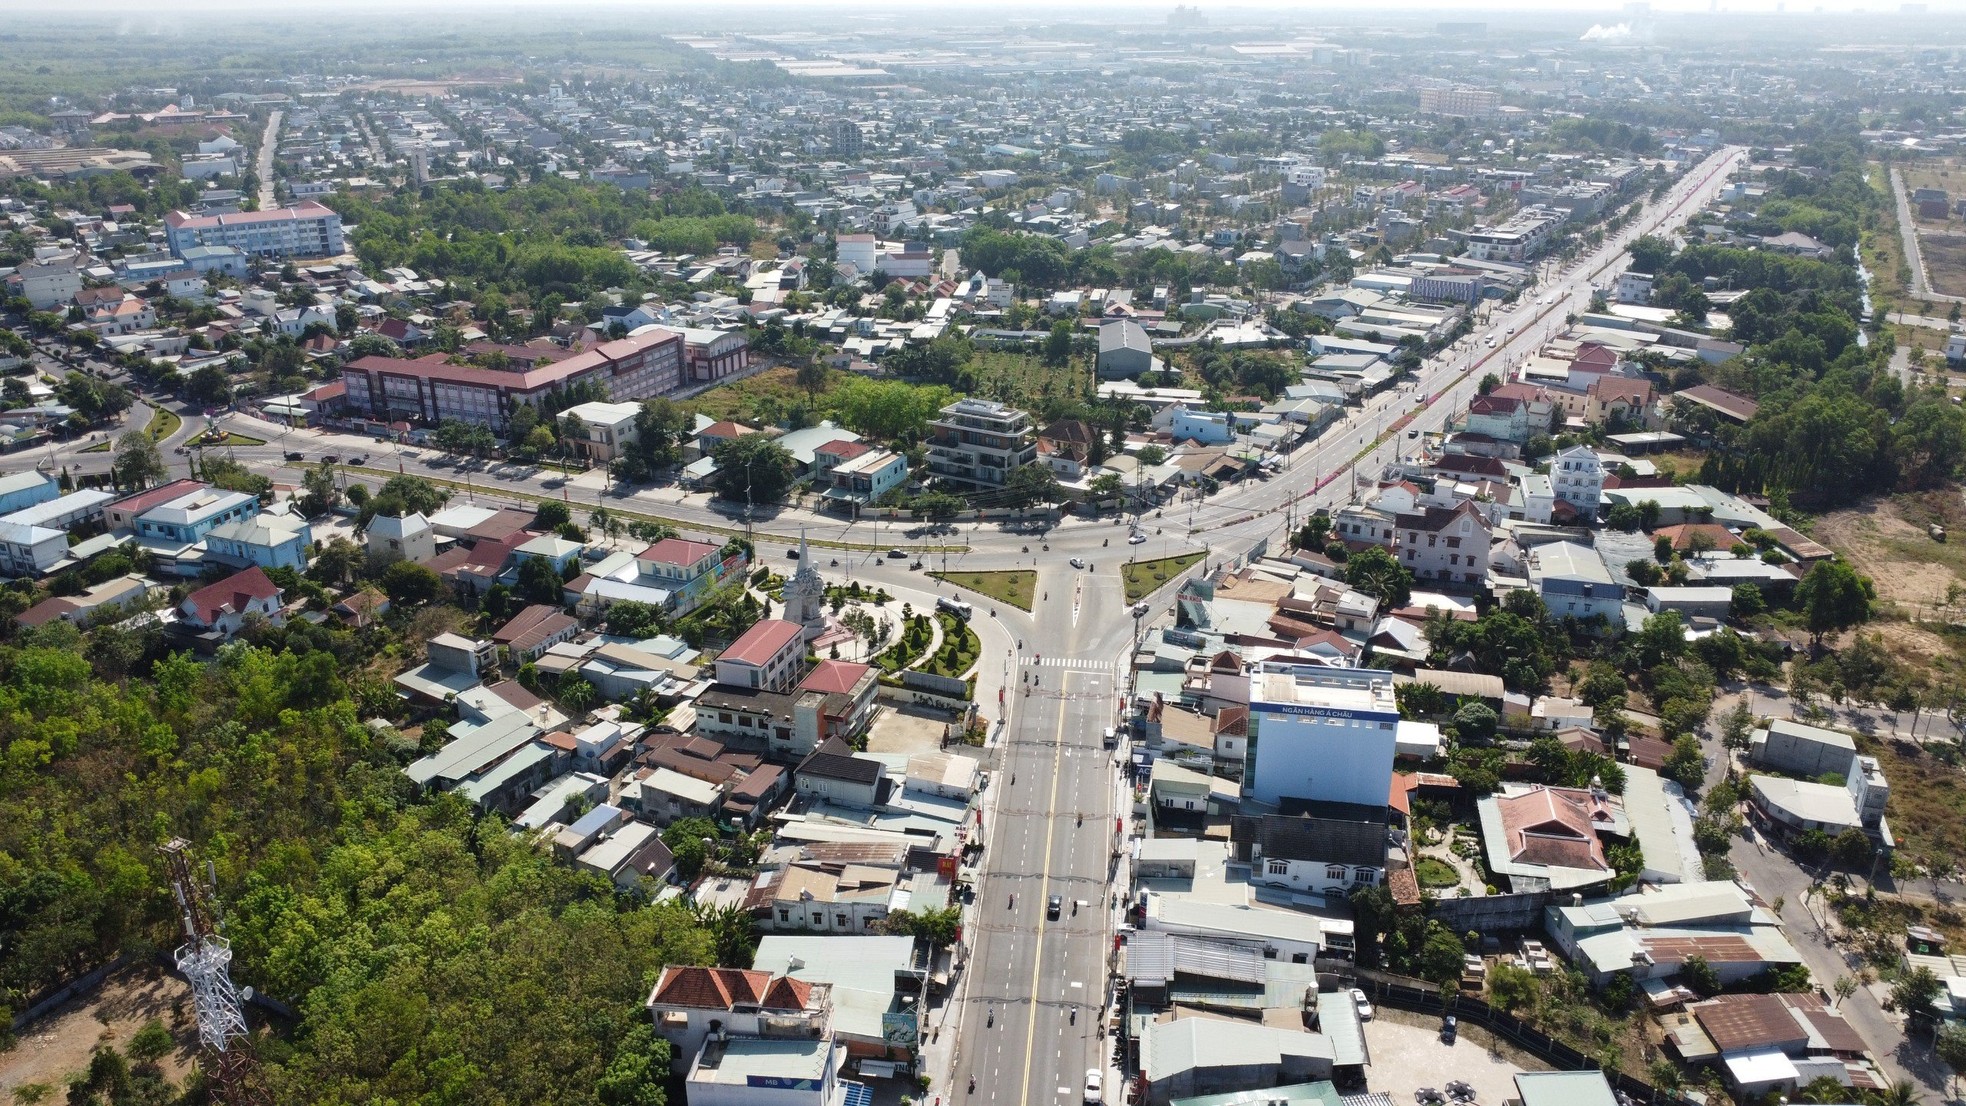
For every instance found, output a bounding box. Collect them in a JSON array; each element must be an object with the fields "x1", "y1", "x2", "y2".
[
  {"x1": 1122, "y1": 553, "x2": 1203, "y2": 603},
  {"x1": 930, "y1": 569, "x2": 1036, "y2": 611}
]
